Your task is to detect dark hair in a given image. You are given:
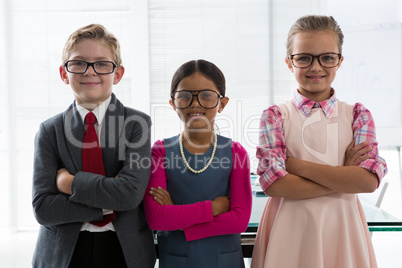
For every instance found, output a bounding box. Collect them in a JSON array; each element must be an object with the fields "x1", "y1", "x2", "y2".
[{"x1": 170, "y1": 59, "x2": 226, "y2": 97}]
